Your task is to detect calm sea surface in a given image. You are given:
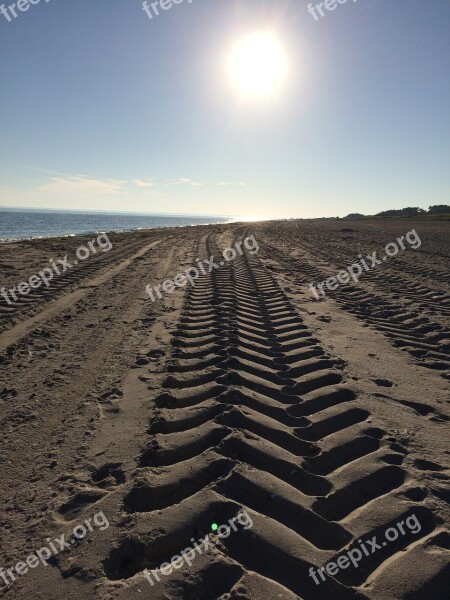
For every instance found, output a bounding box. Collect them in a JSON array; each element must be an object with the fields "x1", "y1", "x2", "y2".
[{"x1": 0, "y1": 210, "x2": 235, "y2": 241}]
